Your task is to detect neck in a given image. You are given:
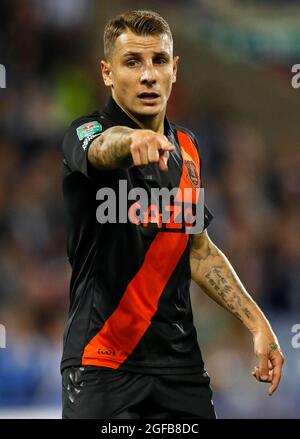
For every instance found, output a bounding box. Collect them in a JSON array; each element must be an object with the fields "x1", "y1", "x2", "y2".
[
  {"x1": 113, "y1": 95, "x2": 165, "y2": 134},
  {"x1": 137, "y1": 113, "x2": 165, "y2": 134}
]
